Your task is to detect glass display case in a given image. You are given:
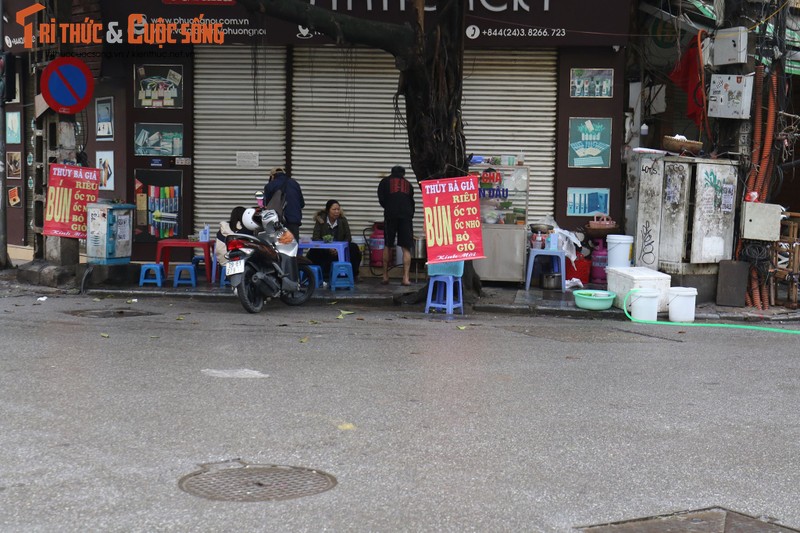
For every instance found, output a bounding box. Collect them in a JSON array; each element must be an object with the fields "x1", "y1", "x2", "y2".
[{"x1": 471, "y1": 165, "x2": 530, "y2": 282}]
